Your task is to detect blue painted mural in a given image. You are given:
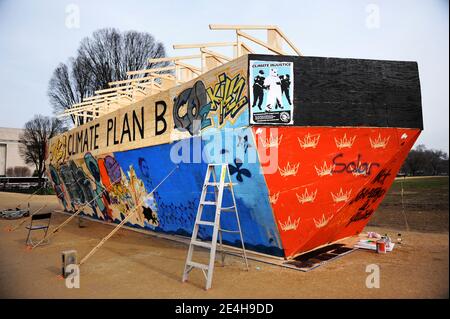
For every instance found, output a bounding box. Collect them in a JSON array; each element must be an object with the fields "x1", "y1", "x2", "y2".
[{"x1": 114, "y1": 127, "x2": 284, "y2": 256}]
